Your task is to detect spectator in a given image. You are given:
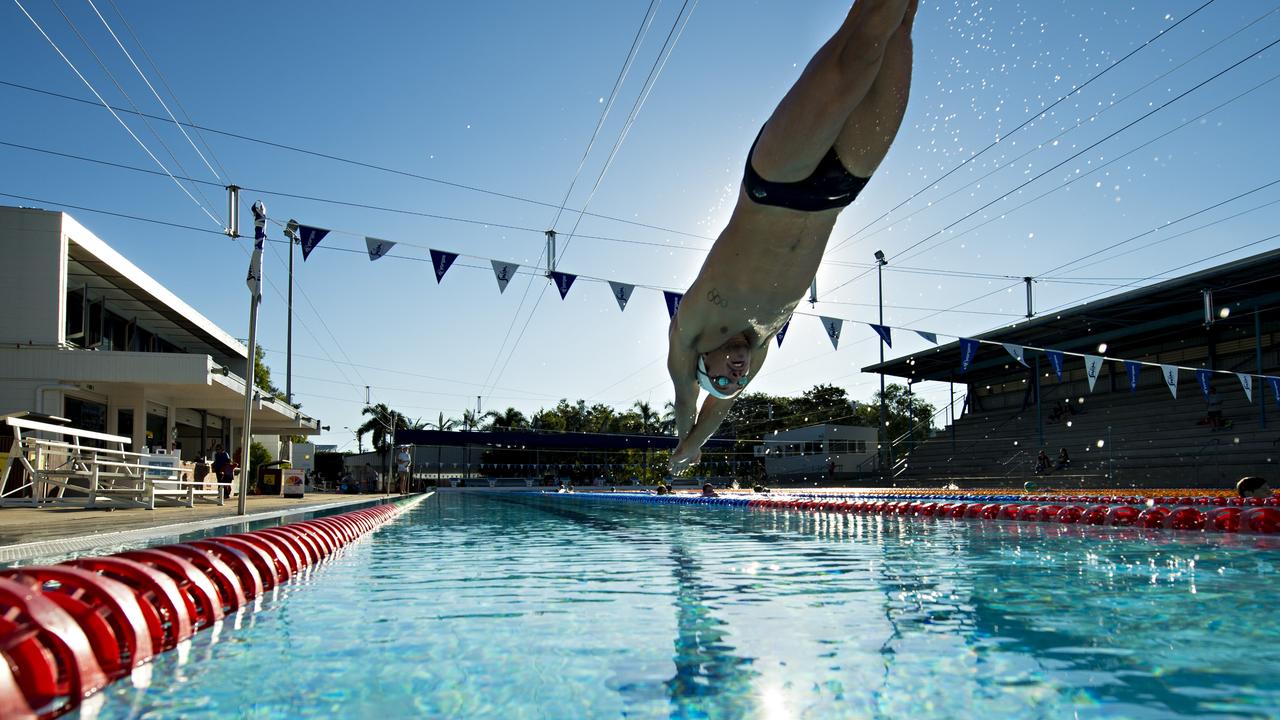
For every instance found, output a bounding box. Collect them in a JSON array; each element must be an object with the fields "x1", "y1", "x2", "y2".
[
  {"x1": 1206, "y1": 385, "x2": 1228, "y2": 430},
  {"x1": 212, "y1": 444, "x2": 233, "y2": 498},
  {"x1": 1237, "y1": 476, "x2": 1272, "y2": 499},
  {"x1": 1034, "y1": 450, "x2": 1050, "y2": 474},
  {"x1": 1055, "y1": 448, "x2": 1071, "y2": 471},
  {"x1": 395, "y1": 446, "x2": 412, "y2": 494}
]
